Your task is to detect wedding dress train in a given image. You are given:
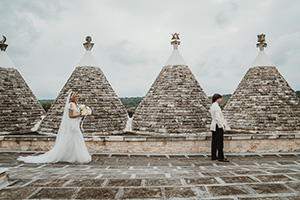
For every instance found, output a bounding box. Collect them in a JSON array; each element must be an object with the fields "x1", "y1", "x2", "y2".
[{"x1": 17, "y1": 92, "x2": 91, "y2": 163}]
